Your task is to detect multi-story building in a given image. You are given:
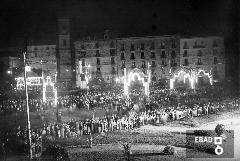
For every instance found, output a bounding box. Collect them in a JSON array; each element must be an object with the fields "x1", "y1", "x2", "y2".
[
  {"x1": 27, "y1": 44, "x2": 57, "y2": 79},
  {"x1": 75, "y1": 35, "x2": 180, "y2": 88},
  {"x1": 75, "y1": 38, "x2": 117, "y2": 88},
  {"x1": 180, "y1": 37, "x2": 225, "y2": 82},
  {"x1": 116, "y1": 36, "x2": 180, "y2": 83}
]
